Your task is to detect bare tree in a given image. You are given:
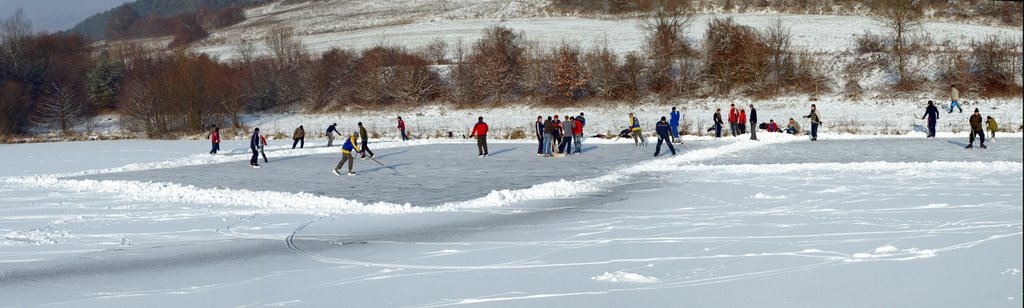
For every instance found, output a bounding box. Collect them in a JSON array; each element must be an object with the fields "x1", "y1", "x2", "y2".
[
  {"x1": 582, "y1": 36, "x2": 620, "y2": 98},
  {"x1": 762, "y1": 18, "x2": 793, "y2": 90},
  {"x1": 263, "y1": 26, "x2": 304, "y2": 67},
  {"x1": 551, "y1": 42, "x2": 587, "y2": 99},
  {"x1": 640, "y1": 4, "x2": 694, "y2": 95},
  {"x1": 1, "y1": 8, "x2": 32, "y2": 76},
  {"x1": 423, "y1": 37, "x2": 448, "y2": 64},
  {"x1": 233, "y1": 39, "x2": 257, "y2": 64},
  {"x1": 32, "y1": 82, "x2": 83, "y2": 135},
  {"x1": 874, "y1": 0, "x2": 923, "y2": 85}
]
